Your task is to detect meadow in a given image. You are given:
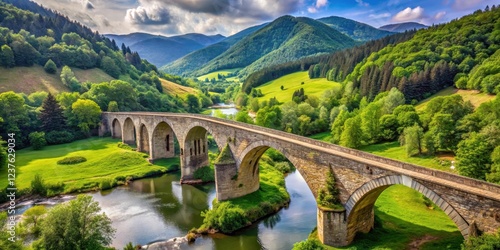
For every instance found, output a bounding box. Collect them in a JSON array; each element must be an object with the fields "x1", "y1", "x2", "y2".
[
  {"x1": 0, "y1": 137, "x2": 179, "y2": 194},
  {"x1": 255, "y1": 71, "x2": 341, "y2": 103}
]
